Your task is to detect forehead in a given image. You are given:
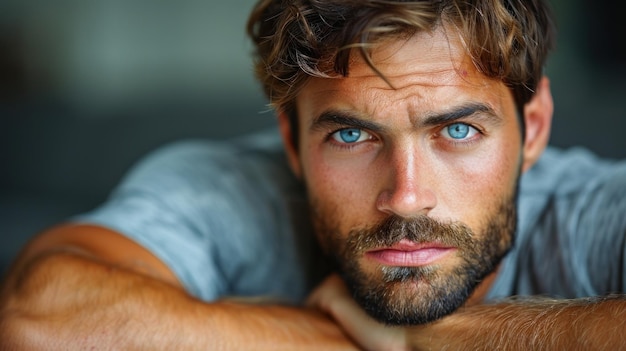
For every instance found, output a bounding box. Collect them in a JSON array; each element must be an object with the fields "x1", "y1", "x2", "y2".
[
  {"x1": 296, "y1": 27, "x2": 512, "y2": 120},
  {"x1": 350, "y1": 27, "x2": 468, "y2": 81}
]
